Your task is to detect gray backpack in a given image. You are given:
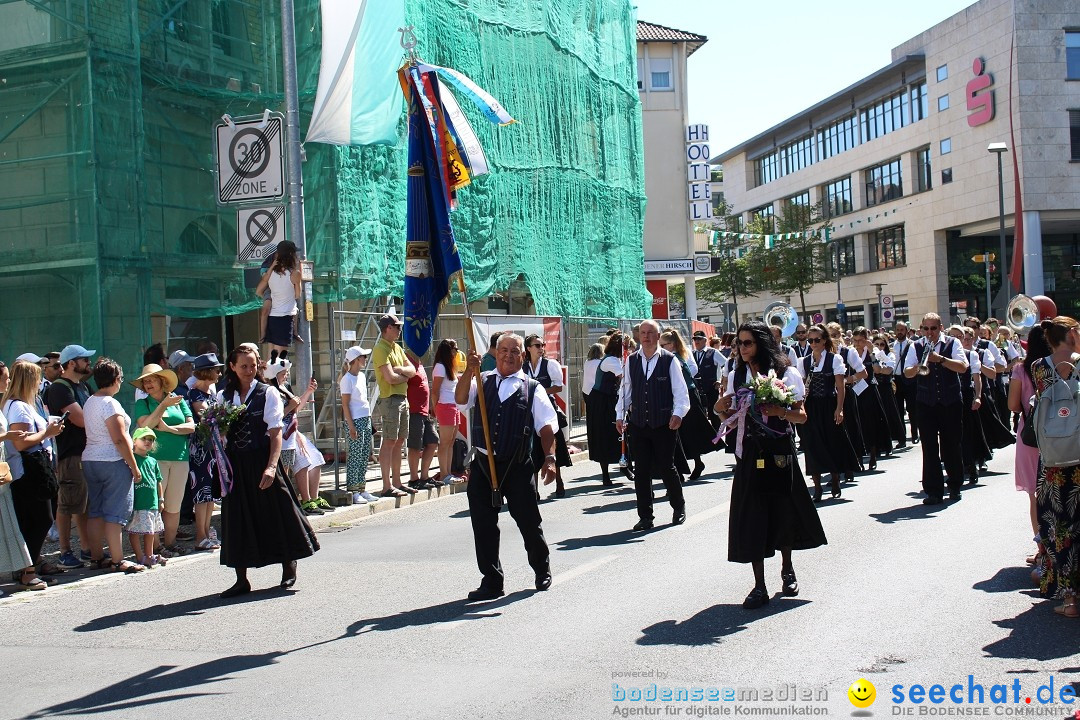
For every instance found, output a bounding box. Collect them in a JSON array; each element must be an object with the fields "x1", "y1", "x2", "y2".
[{"x1": 1033, "y1": 356, "x2": 1080, "y2": 468}]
